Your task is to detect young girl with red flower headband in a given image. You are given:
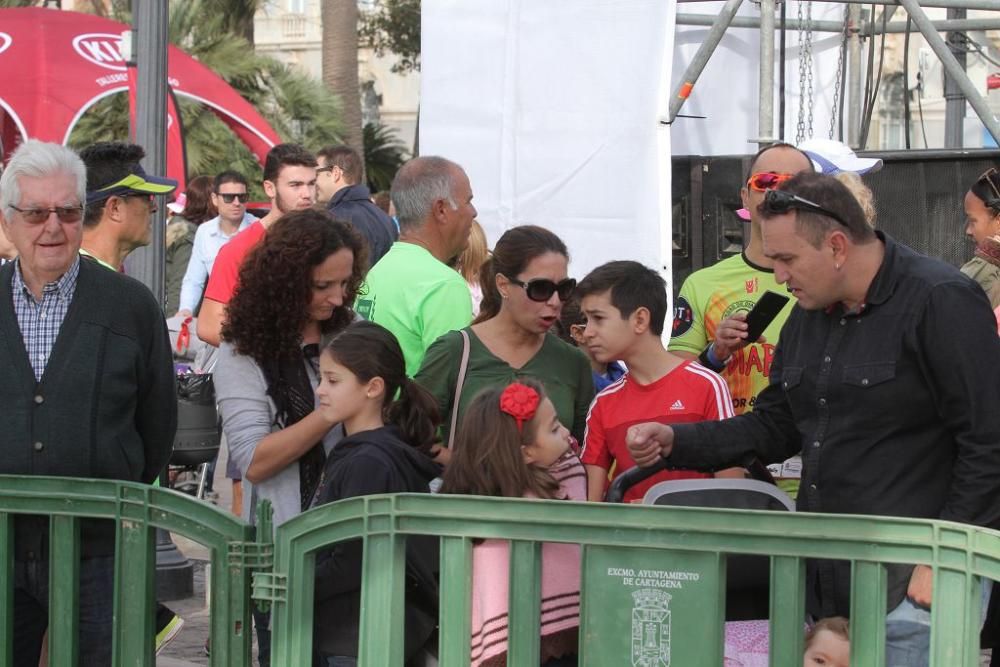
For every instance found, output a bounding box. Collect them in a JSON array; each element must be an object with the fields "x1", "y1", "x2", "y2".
[{"x1": 441, "y1": 380, "x2": 583, "y2": 667}]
